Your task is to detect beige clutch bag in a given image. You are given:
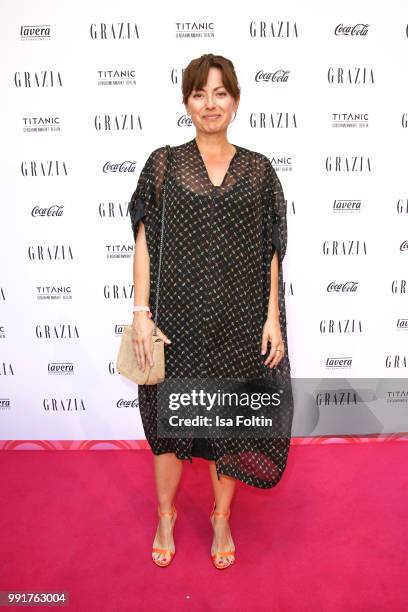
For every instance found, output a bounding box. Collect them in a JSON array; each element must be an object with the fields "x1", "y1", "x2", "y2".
[{"x1": 116, "y1": 325, "x2": 165, "y2": 385}]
